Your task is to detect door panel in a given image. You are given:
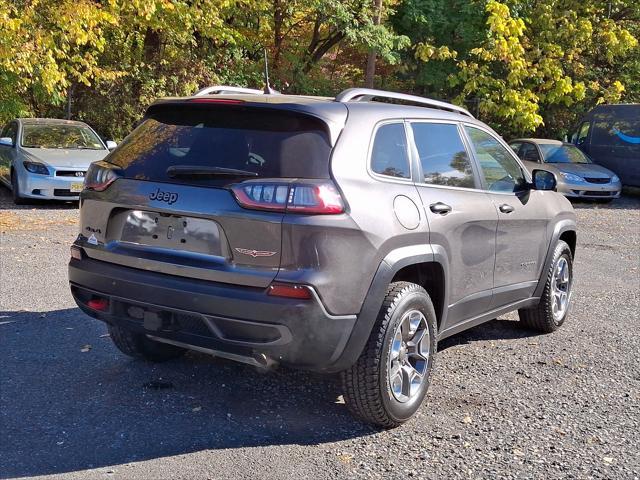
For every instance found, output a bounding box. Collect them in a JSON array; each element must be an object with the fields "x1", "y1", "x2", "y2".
[
  {"x1": 416, "y1": 186, "x2": 497, "y2": 326},
  {"x1": 463, "y1": 125, "x2": 549, "y2": 307},
  {"x1": 408, "y1": 121, "x2": 497, "y2": 329},
  {"x1": 488, "y1": 190, "x2": 549, "y2": 305}
]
